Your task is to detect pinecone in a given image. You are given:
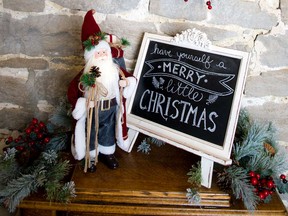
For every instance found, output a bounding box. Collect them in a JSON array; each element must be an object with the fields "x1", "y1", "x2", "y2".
[{"x1": 263, "y1": 142, "x2": 276, "y2": 156}]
